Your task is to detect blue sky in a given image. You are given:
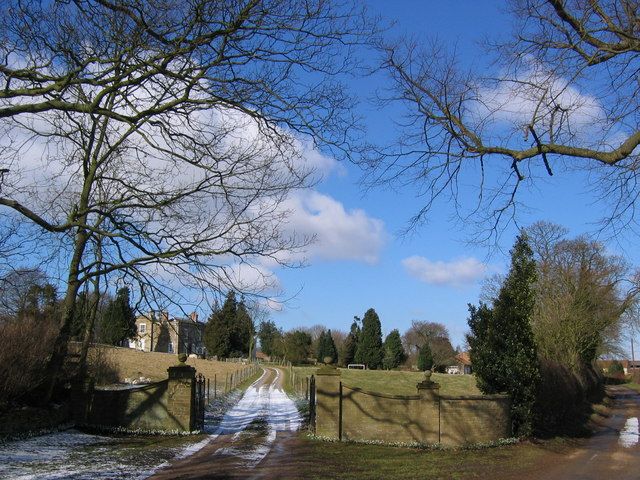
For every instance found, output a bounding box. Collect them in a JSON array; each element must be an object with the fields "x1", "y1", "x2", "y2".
[
  {"x1": 265, "y1": 1, "x2": 640, "y2": 350},
  {"x1": 8, "y1": 1, "x2": 636, "y2": 353}
]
